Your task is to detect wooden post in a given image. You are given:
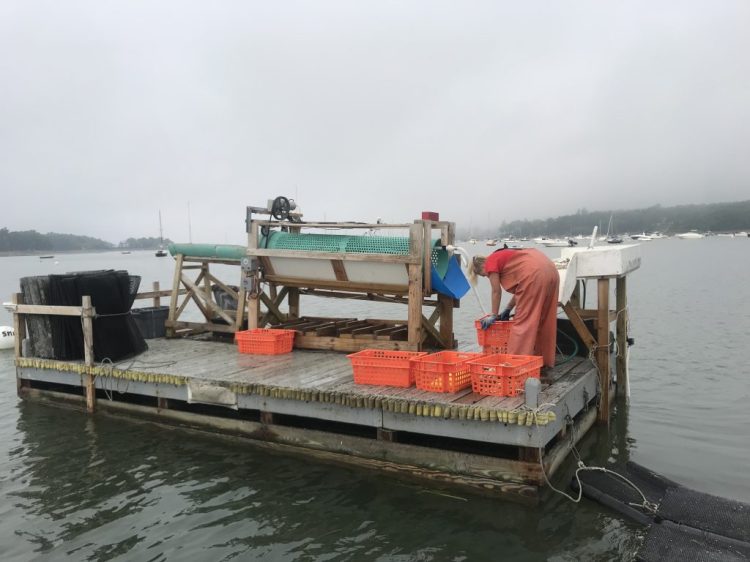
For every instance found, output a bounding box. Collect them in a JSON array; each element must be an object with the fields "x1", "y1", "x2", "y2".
[
  {"x1": 152, "y1": 281, "x2": 161, "y2": 308},
  {"x1": 13, "y1": 293, "x2": 28, "y2": 396},
  {"x1": 408, "y1": 223, "x2": 424, "y2": 350},
  {"x1": 422, "y1": 220, "x2": 432, "y2": 295},
  {"x1": 167, "y1": 254, "x2": 183, "y2": 337},
  {"x1": 569, "y1": 280, "x2": 581, "y2": 309},
  {"x1": 12, "y1": 293, "x2": 25, "y2": 360},
  {"x1": 202, "y1": 262, "x2": 211, "y2": 322},
  {"x1": 596, "y1": 278, "x2": 610, "y2": 424},
  {"x1": 616, "y1": 276, "x2": 629, "y2": 400},
  {"x1": 288, "y1": 288, "x2": 300, "y2": 320},
  {"x1": 234, "y1": 280, "x2": 247, "y2": 332},
  {"x1": 247, "y1": 222, "x2": 260, "y2": 329},
  {"x1": 438, "y1": 294, "x2": 454, "y2": 349},
  {"x1": 377, "y1": 428, "x2": 397, "y2": 442},
  {"x1": 82, "y1": 295, "x2": 96, "y2": 413}
]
